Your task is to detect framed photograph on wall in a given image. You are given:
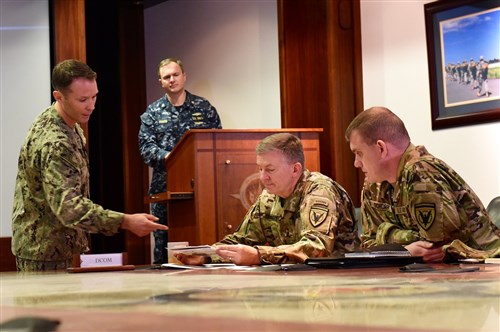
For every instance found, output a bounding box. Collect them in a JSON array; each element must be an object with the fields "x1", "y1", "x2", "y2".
[{"x1": 424, "y1": 0, "x2": 500, "y2": 130}]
